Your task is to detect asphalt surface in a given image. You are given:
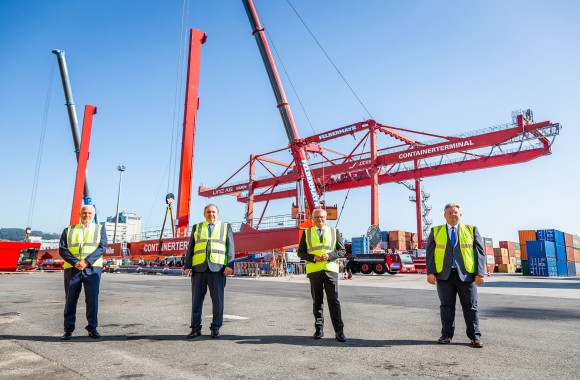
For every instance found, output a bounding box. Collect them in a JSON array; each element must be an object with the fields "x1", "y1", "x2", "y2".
[{"x1": 1, "y1": 271, "x2": 579, "y2": 379}]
